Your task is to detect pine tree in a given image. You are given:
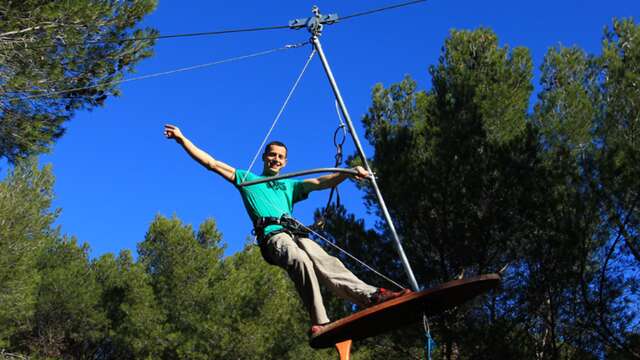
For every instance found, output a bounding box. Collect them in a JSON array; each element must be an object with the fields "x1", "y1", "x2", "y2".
[
  {"x1": 0, "y1": 158, "x2": 57, "y2": 350},
  {"x1": 32, "y1": 237, "x2": 107, "y2": 358},
  {"x1": 0, "y1": 0, "x2": 157, "y2": 162},
  {"x1": 93, "y1": 250, "x2": 165, "y2": 359},
  {"x1": 137, "y1": 215, "x2": 225, "y2": 359}
]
